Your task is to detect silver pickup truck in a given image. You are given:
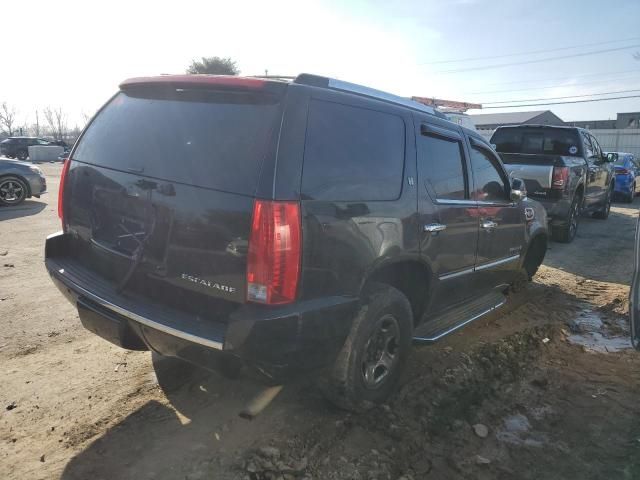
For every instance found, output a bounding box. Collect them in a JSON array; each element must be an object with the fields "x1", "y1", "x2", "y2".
[{"x1": 490, "y1": 125, "x2": 615, "y2": 243}]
